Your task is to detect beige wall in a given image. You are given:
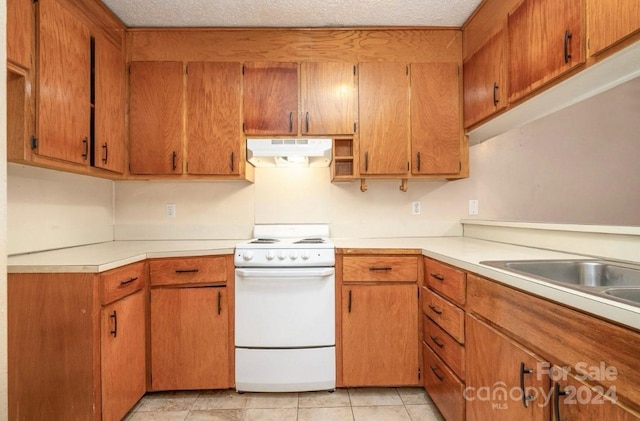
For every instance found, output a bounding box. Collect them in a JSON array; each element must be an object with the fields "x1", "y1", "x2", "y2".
[{"x1": 2, "y1": 2, "x2": 9, "y2": 417}]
